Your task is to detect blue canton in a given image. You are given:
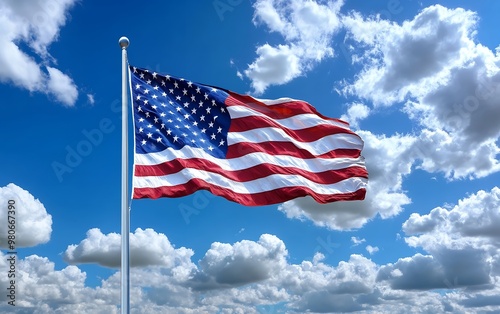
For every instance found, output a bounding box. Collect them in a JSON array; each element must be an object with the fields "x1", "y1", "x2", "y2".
[{"x1": 130, "y1": 66, "x2": 231, "y2": 158}]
